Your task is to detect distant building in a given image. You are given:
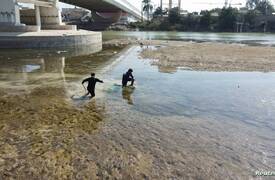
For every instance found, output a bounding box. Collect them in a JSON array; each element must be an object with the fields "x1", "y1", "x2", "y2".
[
  {"x1": 239, "y1": 7, "x2": 248, "y2": 14},
  {"x1": 210, "y1": 12, "x2": 219, "y2": 17},
  {"x1": 180, "y1": 10, "x2": 188, "y2": 16},
  {"x1": 115, "y1": 13, "x2": 137, "y2": 25}
]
